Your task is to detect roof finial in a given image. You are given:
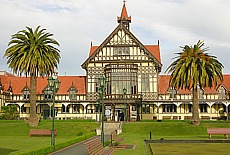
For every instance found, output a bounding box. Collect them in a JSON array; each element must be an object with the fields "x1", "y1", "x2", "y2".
[{"x1": 117, "y1": 0, "x2": 131, "y2": 29}]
